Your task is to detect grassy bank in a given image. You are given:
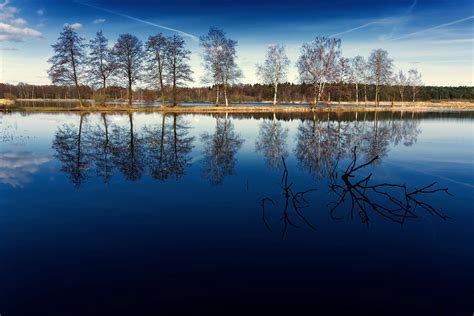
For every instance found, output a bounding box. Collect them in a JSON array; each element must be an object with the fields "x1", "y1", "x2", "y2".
[{"x1": 1, "y1": 99, "x2": 473, "y2": 113}]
